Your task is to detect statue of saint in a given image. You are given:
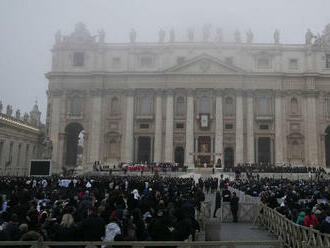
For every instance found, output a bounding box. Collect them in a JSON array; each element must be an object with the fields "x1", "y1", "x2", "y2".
[
  {"x1": 234, "y1": 29, "x2": 241, "y2": 43},
  {"x1": 305, "y1": 29, "x2": 313, "y2": 45},
  {"x1": 187, "y1": 28, "x2": 194, "y2": 42},
  {"x1": 274, "y1": 29, "x2": 280, "y2": 44},
  {"x1": 15, "y1": 109, "x2": 20, "y2": 119},
  {"x1": 23, "y1": 113, "x2": 29, "y2": 122},
  {"x1": 0, "y1": 101, "x2": 3, "y2": 114},
  {"x1": 6, "y1": 105, "x2": 12, "y2": 117},
  {"x1": 215, "y1": 28, "x2": 223, "y2": 42},
  {"x1": 129, "y1": 28, "x2": 137, "y2": 43},
  {"x1": 202, "y1": 24, "x2": 211, "y2": 42},
  {"x1": 159, "y1": 28, "x2": 166, "y2": 43},
  {"x1": 42, "y1": 137, "x2": 53, "y2": 159},
  {"x1": 55, "y1": 30, "x2": 61, "y2": 44},
  {"x1": 169, "y1": 28, "x2": 175, "y2": 42},
  {"x1": 98, "y1": 29, "x2": 105, "y2": 43},
  {"x1": 246, "y1": 29, "x2": 254, "y2": 43}
]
